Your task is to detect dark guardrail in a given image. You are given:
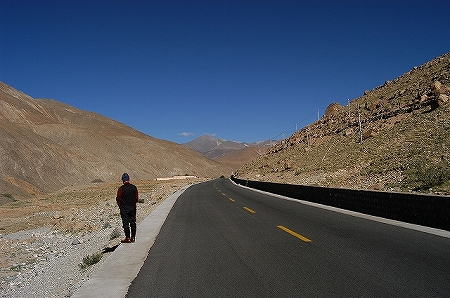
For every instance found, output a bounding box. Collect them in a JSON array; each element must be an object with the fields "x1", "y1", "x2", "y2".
[{"x1": 230, "y1": 176, "x2": 450, "y2": 232}]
